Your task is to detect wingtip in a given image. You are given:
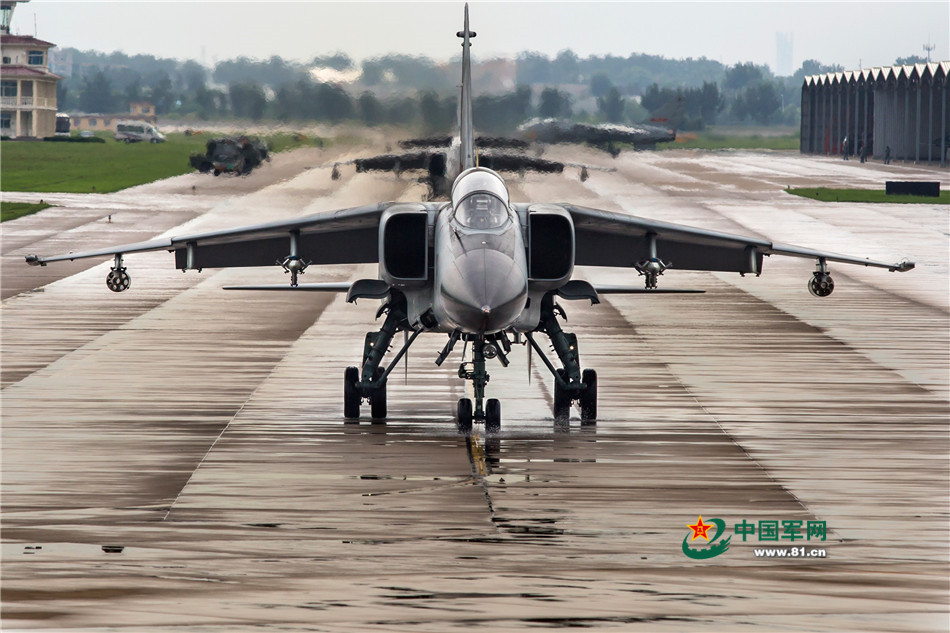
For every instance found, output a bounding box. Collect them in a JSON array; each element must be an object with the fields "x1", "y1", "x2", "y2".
[
  {"x1": 891, "y1": 260, "x2": 915, "y2": 273},
  {"x1": 24, "y1": 254, "x2": 45, "y2": 267}
]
